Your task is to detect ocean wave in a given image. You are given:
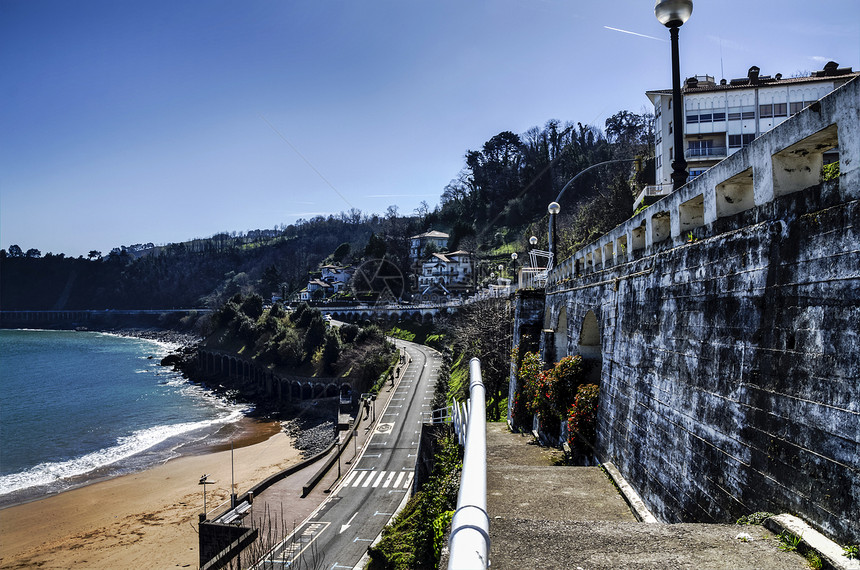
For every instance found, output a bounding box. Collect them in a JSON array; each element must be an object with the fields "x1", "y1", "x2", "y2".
[{"x1": 0, "y1": 408, "x2": 245, "y2": 496}]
